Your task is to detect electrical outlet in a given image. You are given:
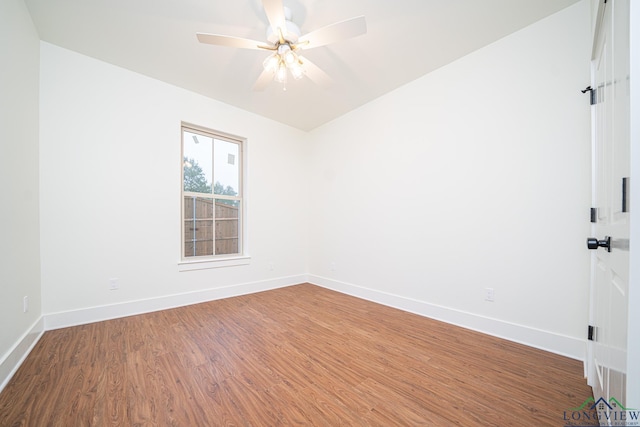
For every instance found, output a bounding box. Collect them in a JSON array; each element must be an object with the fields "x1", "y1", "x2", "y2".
[
  {"x1": 109, "y1": 278, "x2": 119, "y2": 290},
  {"x1": 330, "y1": 262, "x2": 336, "y2": 272},
  {"x1": 23, "y1": 296, "x2": 29, "y2": 313},
  {"x1": 268, "y1": 262, "x2": 274, "y2": 271},
  {"x1": 485, "y1": 288, "x2": 495, "y2": 302}
]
